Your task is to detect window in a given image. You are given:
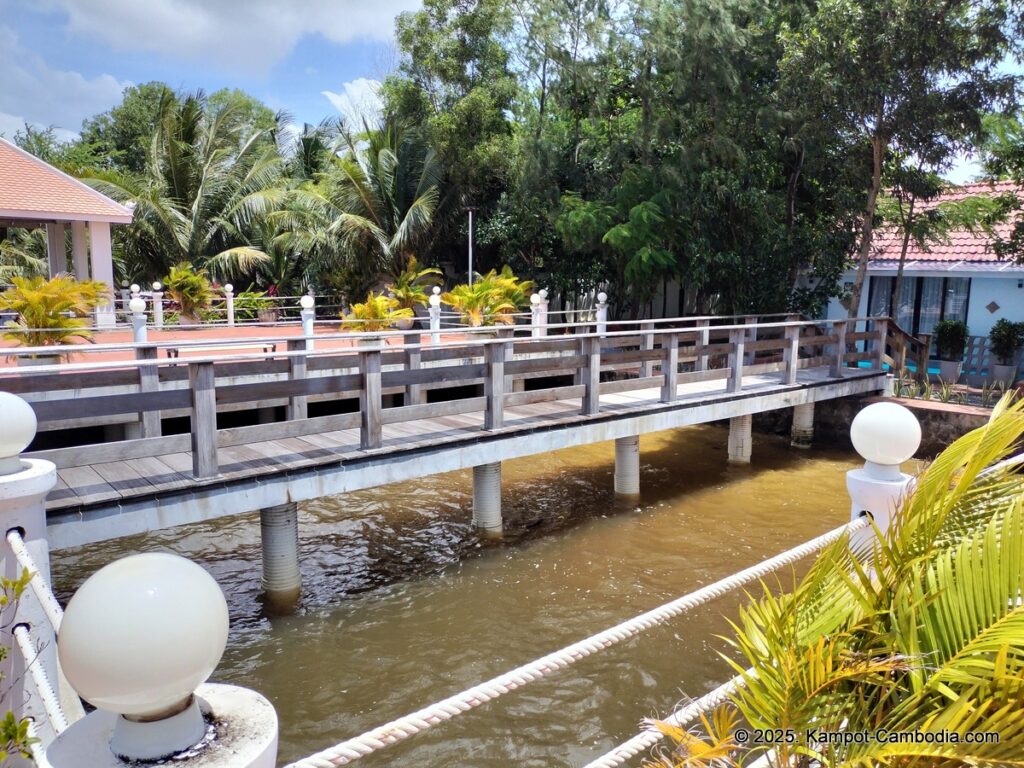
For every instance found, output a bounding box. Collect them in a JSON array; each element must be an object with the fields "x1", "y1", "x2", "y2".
[{"x1": 867, "y1": 276, "x2": 971, "y2": 338}]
